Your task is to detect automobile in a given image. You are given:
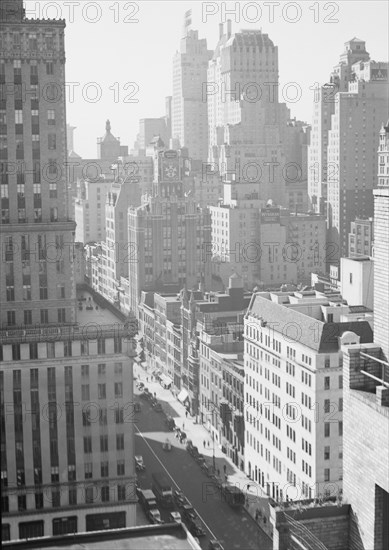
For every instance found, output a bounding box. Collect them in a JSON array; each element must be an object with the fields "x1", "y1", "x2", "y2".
[
  {"x1": 187, "y1": 518, "x2": 205, "y2": 537},
  {"x1": 181, "y1": 504, "x2": 197, "y2": 522},
  {"x1": 173, "y1": 490, "x2": 186, "y2": 506},
  {"x1": 195, "y1": 453, "x2": 205, "y2": 464},
  {"x1": 147, "y1": 508, "x2": 163, "y2": 524},
  {"x1": 150, "y1": 397, "x2": 158, "y2": 407},
  {"x1": 177, "y1": 496, "x2": 191, "y2": 510},
  {"x1": 169, "y1": 511, "x2": 182, "y2": 524},
  {"x1": 162, "y1": 438, "x2": 172, "y2": 451},
  {"x1": 134, "y1": 402, "x2": 141, "y2": 413},
  {"x1": 135, "y1": 455, "x2": 145, "y2": 471},
  {"x1": 137, "y1": 382, "x2": 144, "y2": 390},
  {"x1": 209, "y1": 540, "x2": 224, "y2": 550},
  {"x1": 153, "y1": 402, "x2": 163, "y2": 412}
]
